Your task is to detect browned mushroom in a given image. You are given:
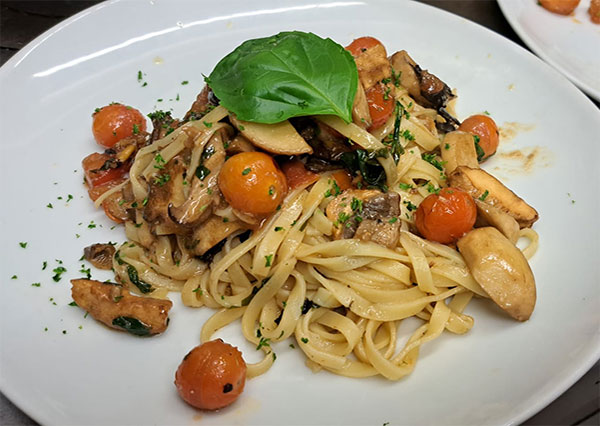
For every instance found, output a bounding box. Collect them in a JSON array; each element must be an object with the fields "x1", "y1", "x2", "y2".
[
  {"x1": 189, "y1": 215, "x2": 246, "y2": 256},
  {"x1": 474, "y1": 199, "x2": 520, "y2": 244},
  {"x1": 457, "y1": 227, "x2": 536, "y2": 321},
  {"x1": 83, "y1": 243, "x2": 116, "y2": 270},
  {"x1": 326, "y1": 189, "x2": 401, "y2": 248},
  {"x1": 353, "y1": 41, "x2": 392, "y2": 90},
  {"x1": 448, "y1": 166, "x2": 539, "y2": 228},
  {"x1": 71, "y1": 279, "x2": 172, "y2": 335}
]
